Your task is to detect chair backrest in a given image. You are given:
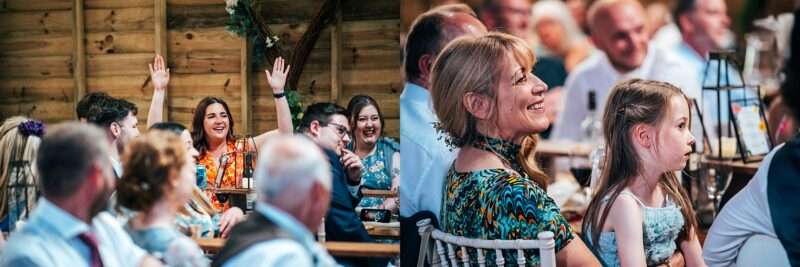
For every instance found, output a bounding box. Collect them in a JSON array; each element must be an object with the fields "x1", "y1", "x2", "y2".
[{"x1": 416, "y1": 219, "x2": 556, "y2": 267}]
